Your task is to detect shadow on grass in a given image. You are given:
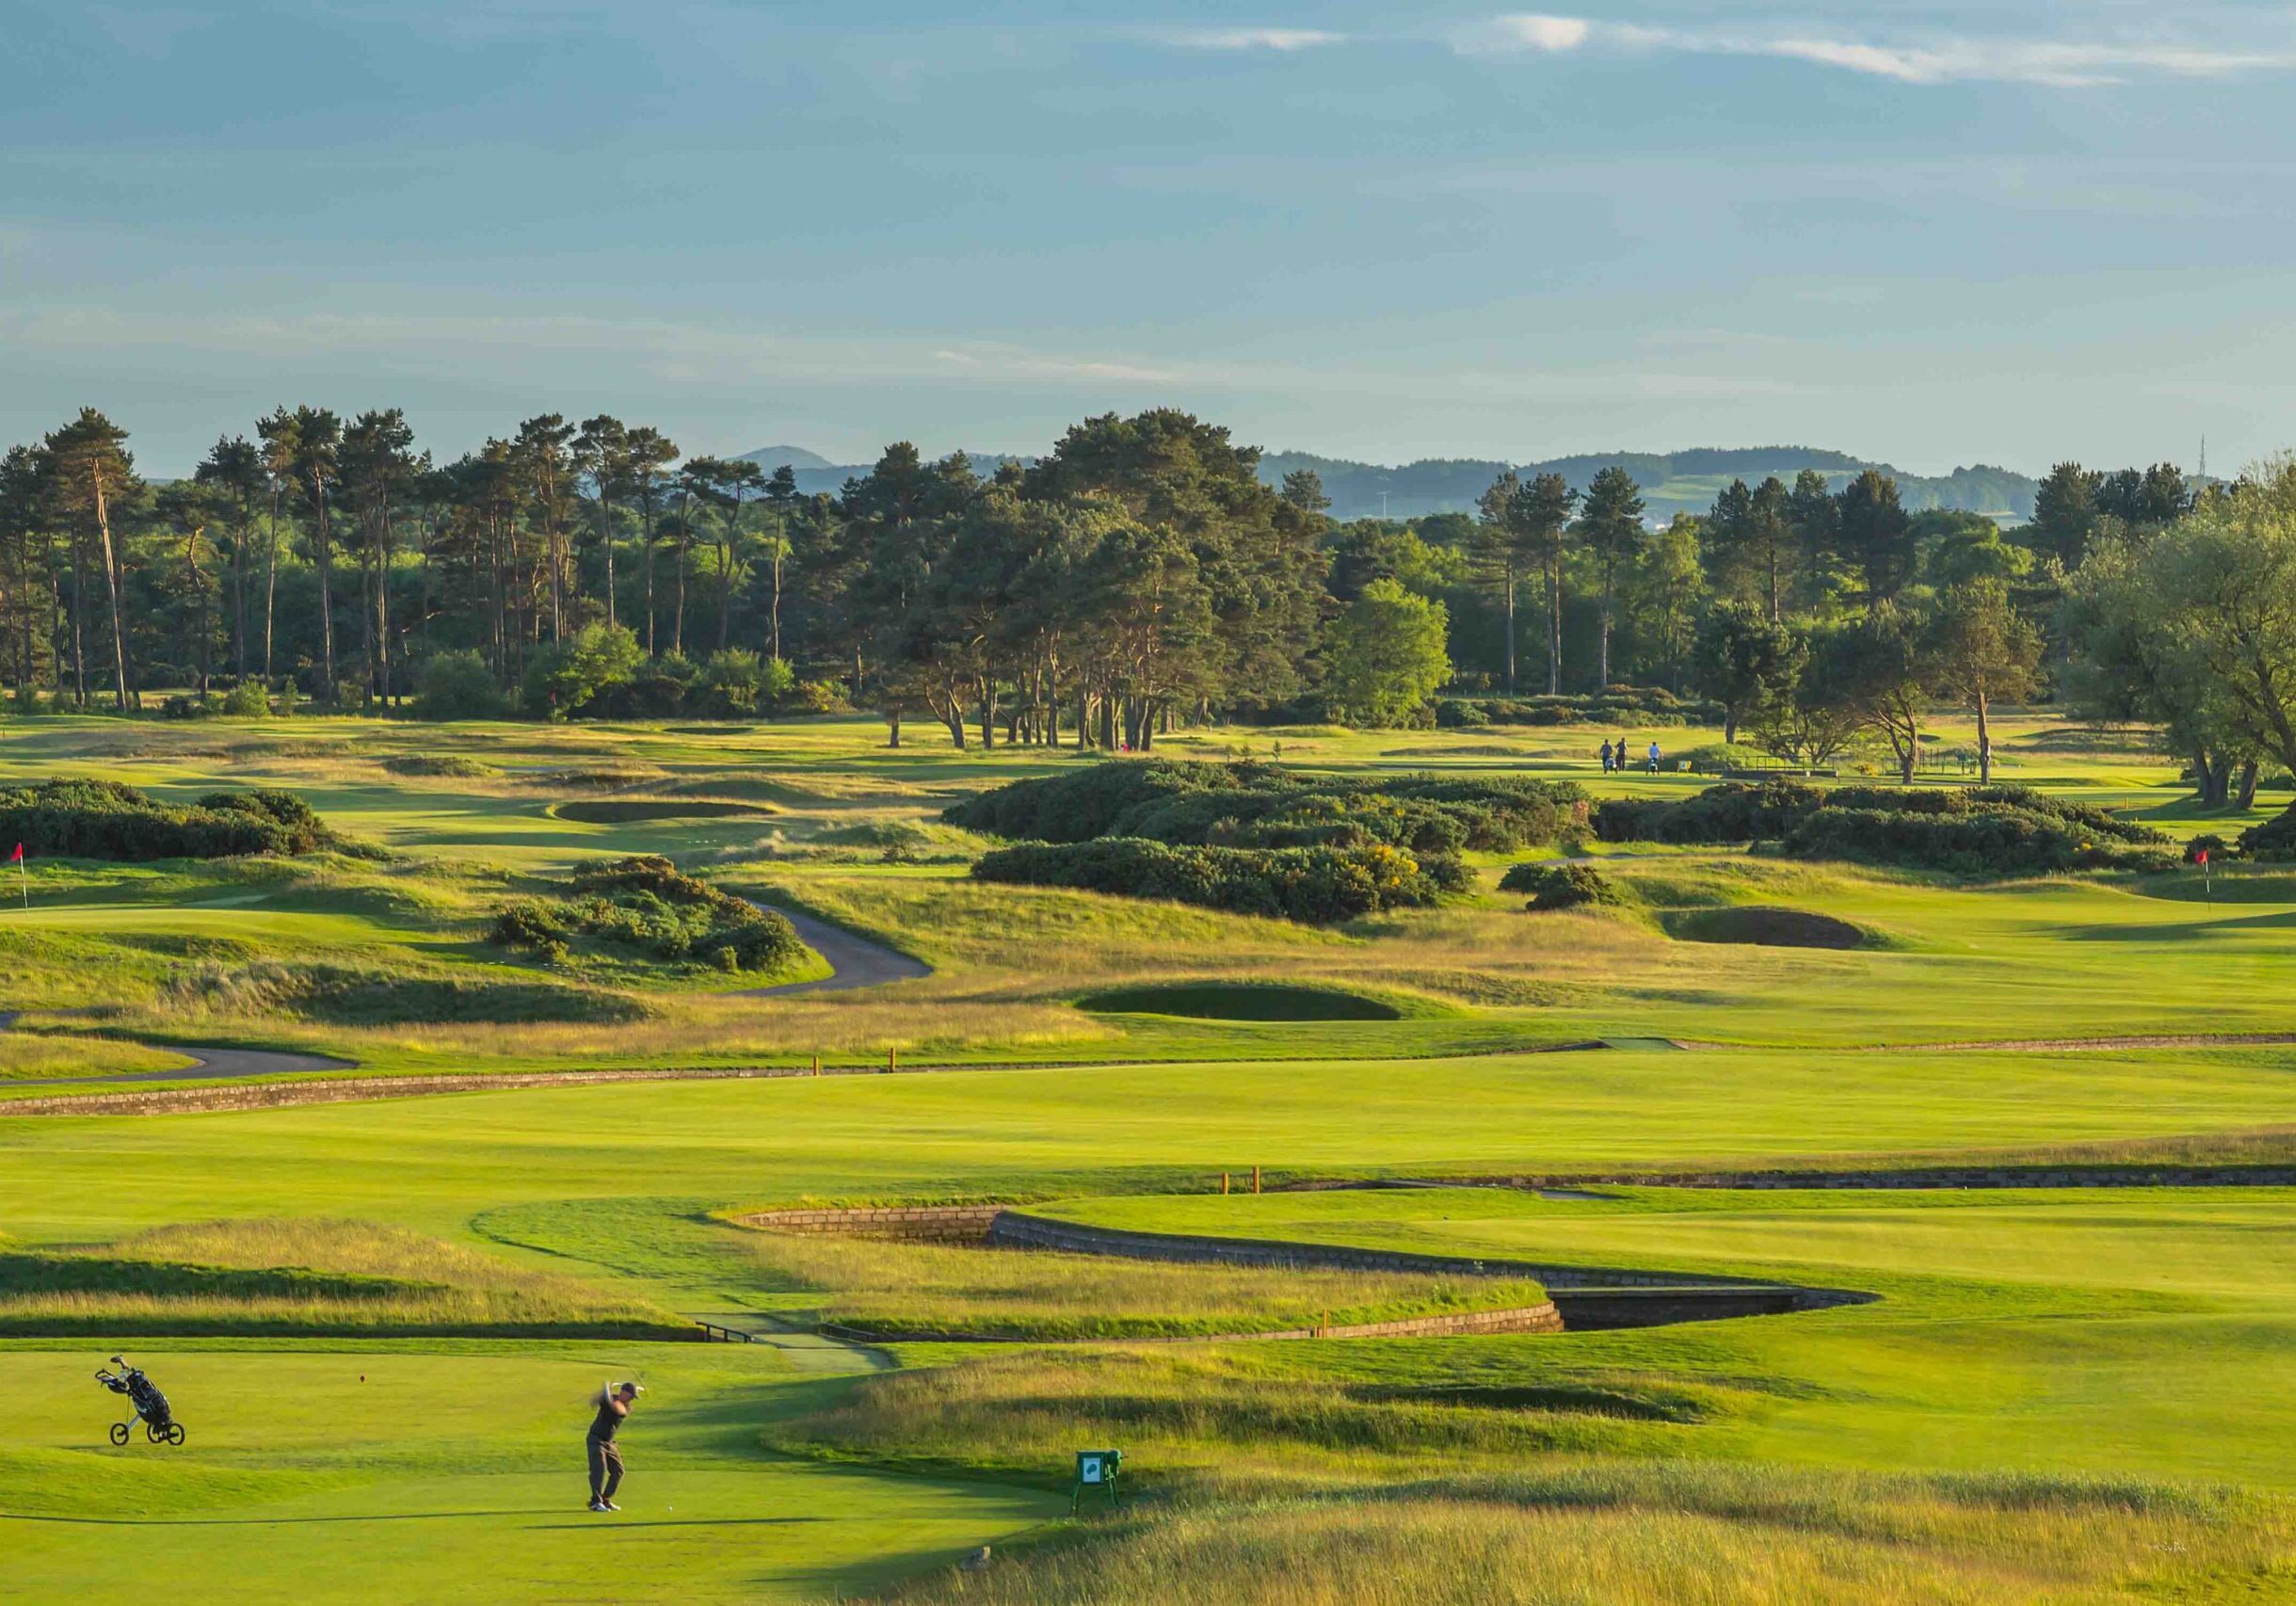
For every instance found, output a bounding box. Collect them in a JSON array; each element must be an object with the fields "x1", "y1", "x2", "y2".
[{"x1": 2060, "y1": 907, "x2": 2296, "y2": 941}]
